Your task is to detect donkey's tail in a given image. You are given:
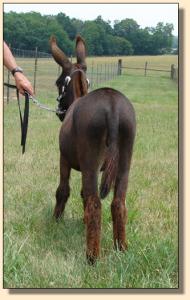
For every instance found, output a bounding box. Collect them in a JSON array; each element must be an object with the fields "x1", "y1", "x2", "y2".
[{"x1": 99, "y1": 112, "x2": 119, "y2": 199}]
